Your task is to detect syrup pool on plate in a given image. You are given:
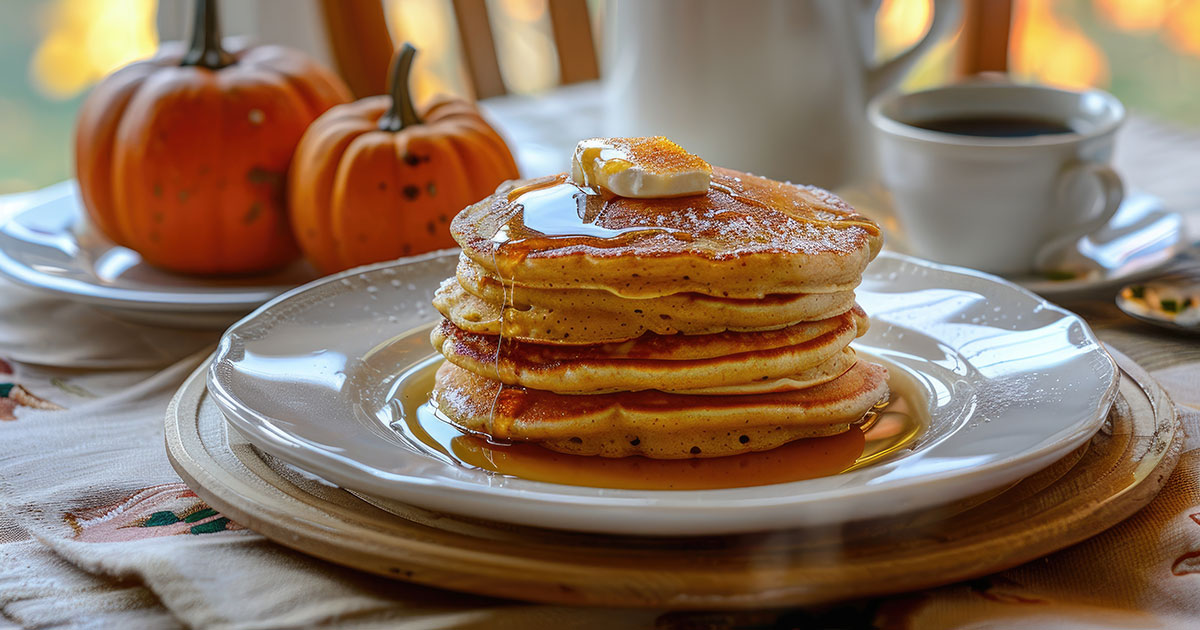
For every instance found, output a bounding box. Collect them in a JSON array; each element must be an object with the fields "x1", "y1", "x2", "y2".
[{"x1": 383, "y1": 354, "x2": 925, "y2": 491}]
